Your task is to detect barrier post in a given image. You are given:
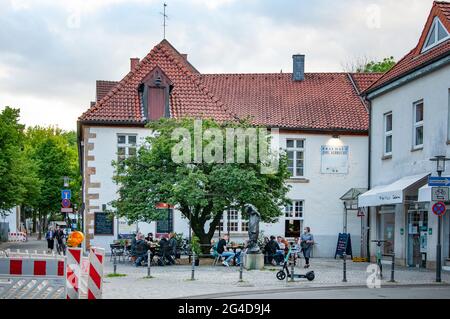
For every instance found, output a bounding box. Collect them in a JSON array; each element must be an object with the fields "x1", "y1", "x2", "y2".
[
  {"x1": 66, "y1": 247, "x2": 82, "y2": 299},
  {"x1": 239, "y1": 251, "x2": 244, "y2": 282},
  {"x1": 87, "y1": 247, "x2": 105, "y2": 299},
  {"x1": 113, "y1": 254, "x2": 117, "y2": 275},
  {"x1": 389, "y1": 254, "x2": 396, "y2": 283},
  {"x1": 147, "y1": 250, "x2": 151, "y2": 278},
  {"x1": 191, "y1": 251, "x2": 195, "y2": 280},
  {"x1": 342, "y1": 253, "x2": 347, "y2": 283}
]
